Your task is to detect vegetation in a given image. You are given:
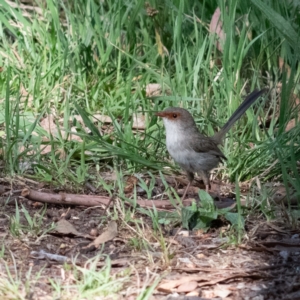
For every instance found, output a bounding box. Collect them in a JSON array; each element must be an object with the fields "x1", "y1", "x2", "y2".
[
  {"x1": 1, "y1": 0, "x2": 299, "y2": 185},
  {"x1": 0, "y1": 0, "x2": 299, "y2": 298}
]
